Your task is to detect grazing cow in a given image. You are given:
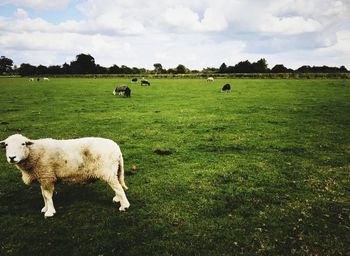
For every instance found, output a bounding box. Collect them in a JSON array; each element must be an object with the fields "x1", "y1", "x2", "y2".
[
  {"x1": 141, "y1": 79, "x2": 150, "y2": 86},
  {"x1": 221, "y1": 83, "x2": 231, "y2": 92},
  {"x1": 0, "y1": 134, "x2": 130, "y2": 218},
  {"x1": 207, "y1": 77, "x2": 214, "y2": 82},
  {"x1": 113, "y1": 85, "x2": 131, "y2": 97},
  {"x1": 131, "y1": 78, "x2": 138, "y2": 83}
]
